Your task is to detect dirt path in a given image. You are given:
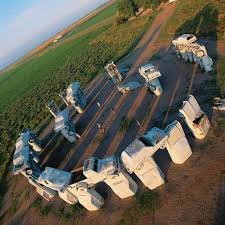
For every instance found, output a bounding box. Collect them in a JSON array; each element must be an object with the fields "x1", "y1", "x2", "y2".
[{"x1": 59, "y1": 3, "x2": 176, "y2": 170}]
